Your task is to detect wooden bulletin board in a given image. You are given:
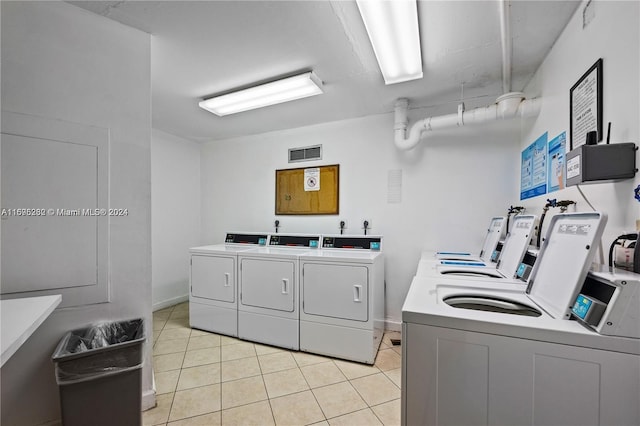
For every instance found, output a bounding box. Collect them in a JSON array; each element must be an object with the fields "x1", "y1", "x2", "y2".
[{"x1": 275, "y1": 164, "x2": 339, "y2": 215}]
